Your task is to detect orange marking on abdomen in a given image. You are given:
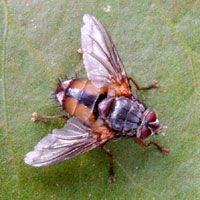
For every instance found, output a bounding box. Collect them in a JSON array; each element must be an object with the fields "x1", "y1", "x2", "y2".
[
  {"x1": 74, "y1": 104, "x2": 96, "y2": 125},
  {"x1": 70, "y1": 79, "x2": 87, "y2": 91},
  {"x1": 63, "y1": 97, "x2": 78, "y2": 115},
  {"x1": 63, "y1": 79, "x2": 109, "y2": 125},
  {"x1": 84, "y1": 80, "x2": 108, "y2": 96}
]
